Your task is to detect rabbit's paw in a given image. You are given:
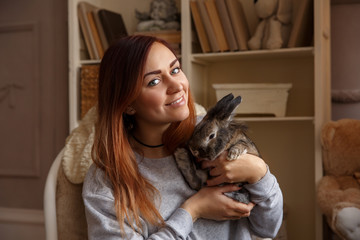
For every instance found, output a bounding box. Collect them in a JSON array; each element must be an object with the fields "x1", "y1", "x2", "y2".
[
  {"x1": 224, "y1": 188, "x2": 250, "y2": 204},
  {"x1": 227, "y1": 148, "x2": 248, "y2": 161}
]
